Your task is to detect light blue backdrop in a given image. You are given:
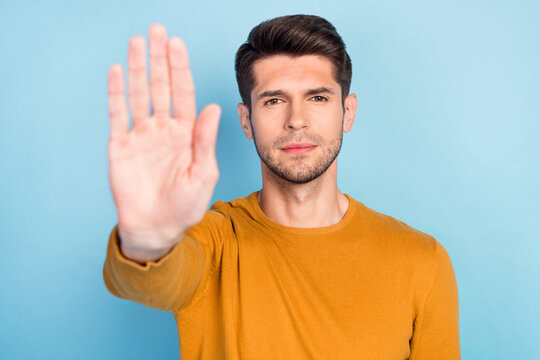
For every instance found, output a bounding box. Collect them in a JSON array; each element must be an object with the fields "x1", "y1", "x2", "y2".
[{"x1": 1, "y1": 0, "x2": 538, "y2": 359}]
